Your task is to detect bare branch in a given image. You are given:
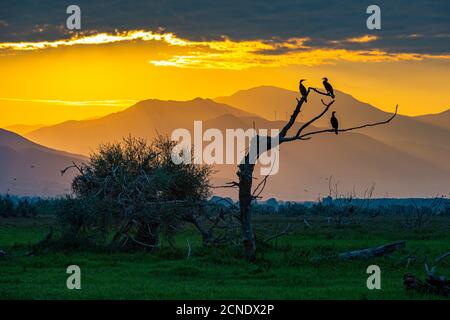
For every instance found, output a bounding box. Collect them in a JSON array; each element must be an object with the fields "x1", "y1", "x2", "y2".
[
  {"x1": 251, "y1": 152, "x2": 278, "y2": 200},
  {"x1": 210, "y1": 181, "x2": 239, "y2": 189},
  {"x1": 309, "y1": 87, "x2": 332, "y2": 96},
  {"x1": 60, "y1": 161, "x2": 83, "y2": 176},
  {"x1": 252, "y1": 175, "x2": 270, "y2": 200},
  {"x1": 281, "y1": 99, "x2": 335, "y2": 143},
  {"x1": 297, "y1": 104, "x2": 398, "y2": 141},
  {"x1": 435, "y1": 251, "x2": 450, "y2": 265},
  {"x1": 297, "y1": 99, "x2": 335, "y2": 135},
  {"x1": 279, "y1": 96, "x2": 305, "y2": 138}
]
